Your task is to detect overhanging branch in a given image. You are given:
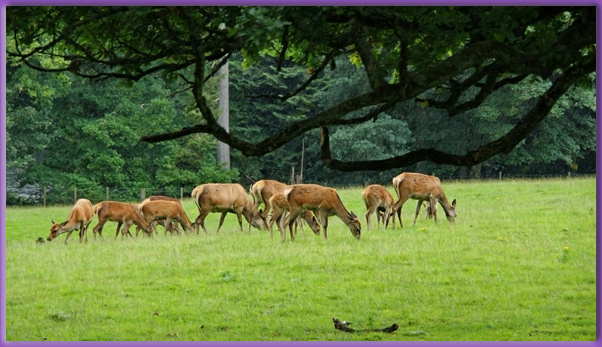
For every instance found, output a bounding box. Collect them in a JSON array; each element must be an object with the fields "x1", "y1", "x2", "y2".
[{"x1": 321, "y1": 57, "x2": 595, "y2": 171}]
